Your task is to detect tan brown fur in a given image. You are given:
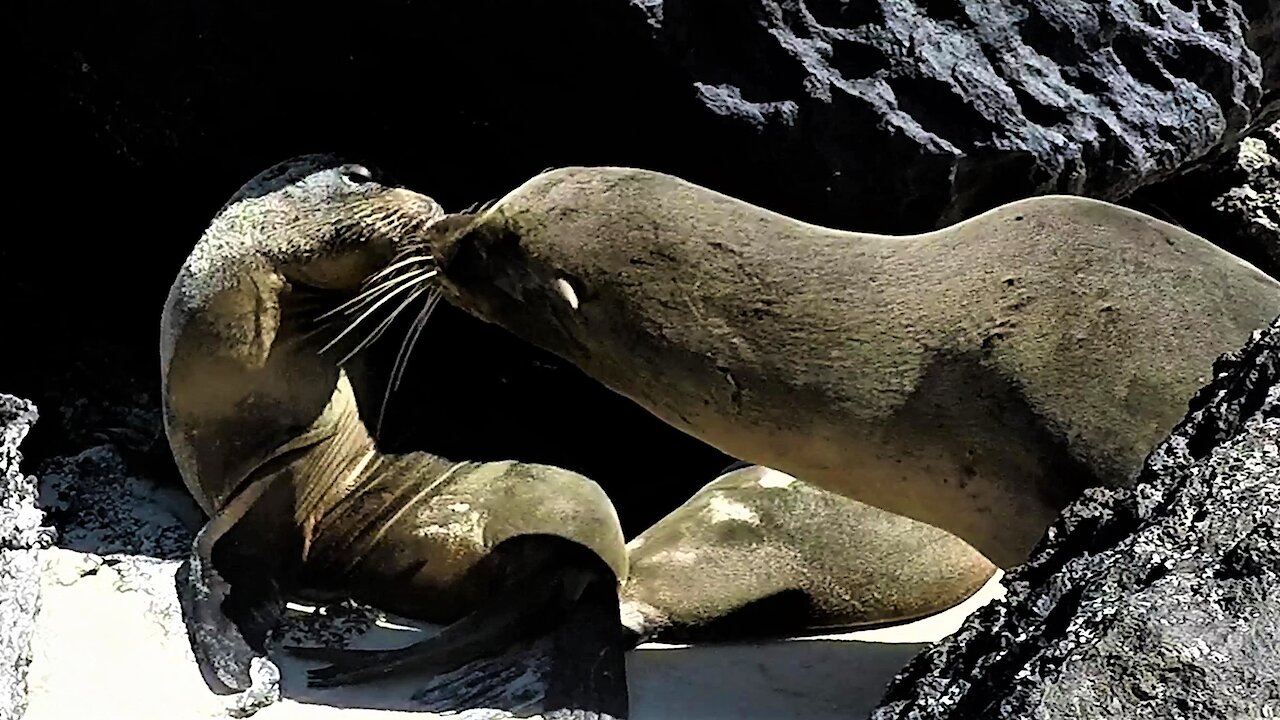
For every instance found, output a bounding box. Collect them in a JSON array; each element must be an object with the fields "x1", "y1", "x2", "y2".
[
  {"x1": 620, "y1": 465, "x2": 996, "y2": 643},
  {"x1": 160, "y1": 156, "x2": 627, "y2": 693},
  {"x1": 424, "y1": 166, "x2": 1280, "y2": 567}
]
